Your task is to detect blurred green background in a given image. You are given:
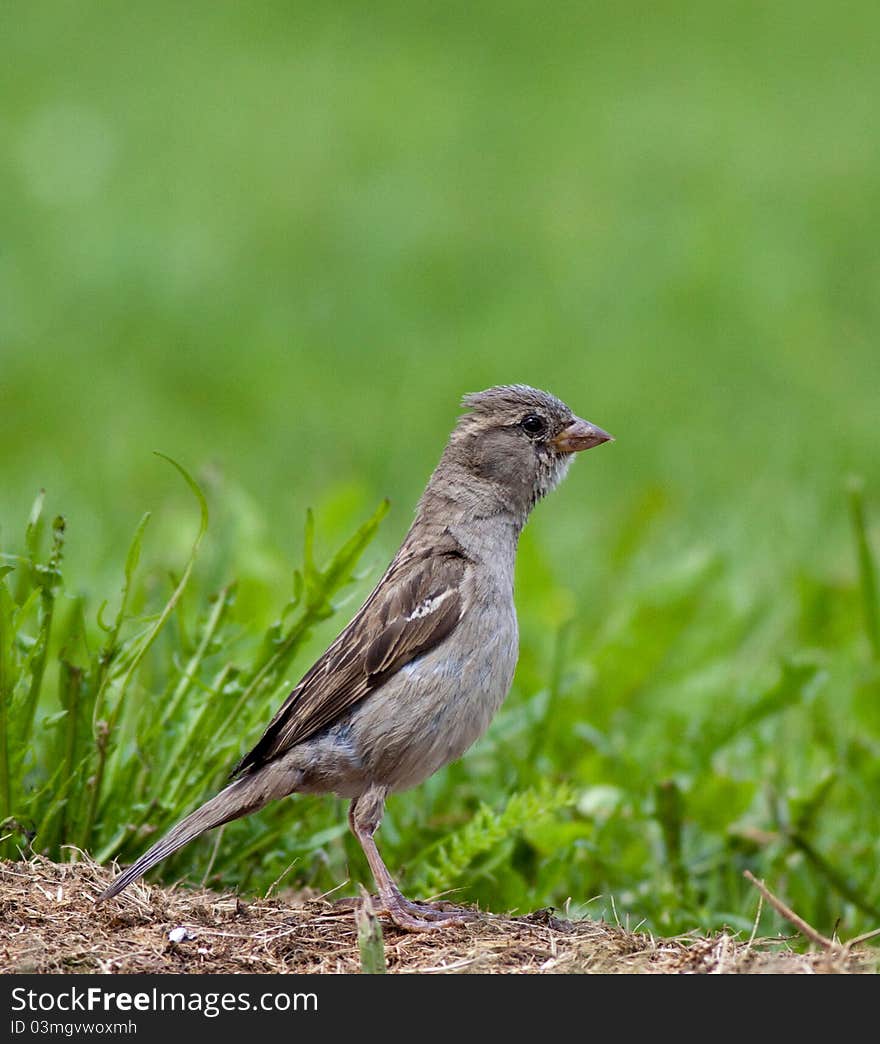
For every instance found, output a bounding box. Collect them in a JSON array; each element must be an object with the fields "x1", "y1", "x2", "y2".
[{"x1": 2, "y1": 2, "x2": 879, "y2": 939}]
